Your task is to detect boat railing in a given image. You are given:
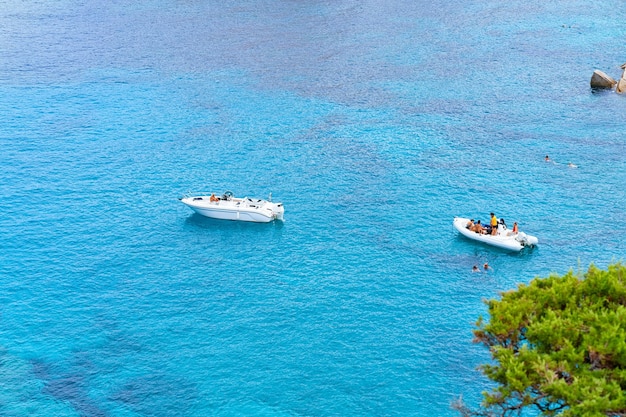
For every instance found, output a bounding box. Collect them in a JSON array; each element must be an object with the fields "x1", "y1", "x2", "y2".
[{"x1": 182, "y1": 191, "x2": 215, "y2": 199}]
